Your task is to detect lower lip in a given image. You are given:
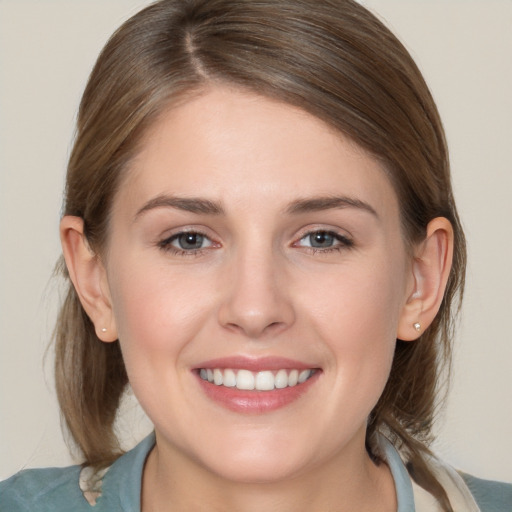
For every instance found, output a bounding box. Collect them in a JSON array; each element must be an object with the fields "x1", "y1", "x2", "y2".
[{"x1": 195, "y1": 371, "x2": 320, "y2": 414}]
